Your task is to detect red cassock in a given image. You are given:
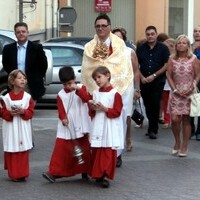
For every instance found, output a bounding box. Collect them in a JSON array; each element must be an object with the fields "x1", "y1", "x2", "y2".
[
  {"x1": 4, "y1": 151, "x2": 29, "y2": 179},
  {"x1": 48, "y1": 135, "x2": 91, "y2": 177},
  {"x1": 90, "y1": 148, "x2": 117, "y2": 180}
]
